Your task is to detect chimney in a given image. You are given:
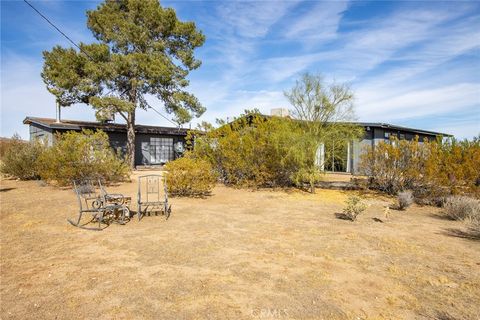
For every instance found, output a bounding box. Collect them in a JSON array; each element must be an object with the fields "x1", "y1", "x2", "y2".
[
  {"x1": 55, "y1": 100, "x2": 61, "y2": 123},
  {"x1": 270, "y1": 108, "x2": 289, "y2": 117}
]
